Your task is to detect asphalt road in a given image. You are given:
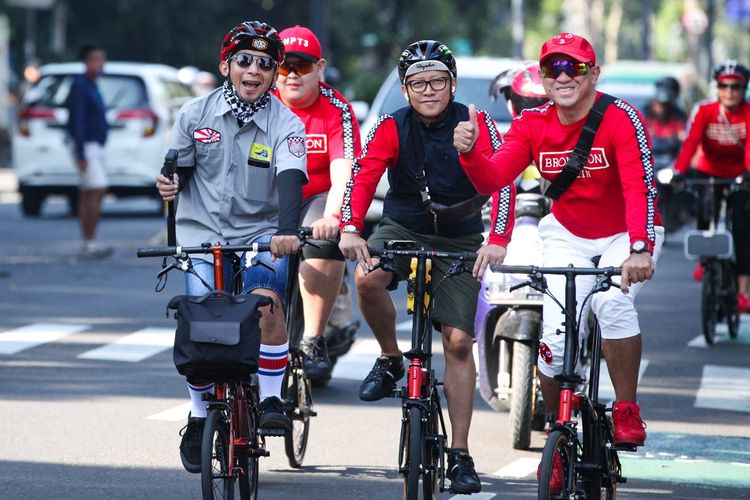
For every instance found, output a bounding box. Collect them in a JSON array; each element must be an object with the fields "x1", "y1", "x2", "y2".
[{"x1": 1, "y1": 187, "x2": 749, "y2": 499}]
